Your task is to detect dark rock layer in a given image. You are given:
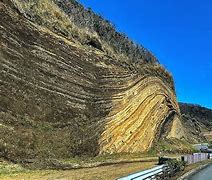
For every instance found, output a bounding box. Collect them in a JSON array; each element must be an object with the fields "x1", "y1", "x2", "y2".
[
  {"x1": 0, "y1": 0, "x2": 184, "y2": 161},
  {"x1": 180, "y1": 103, "x2": 212, "y2": 143}
]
